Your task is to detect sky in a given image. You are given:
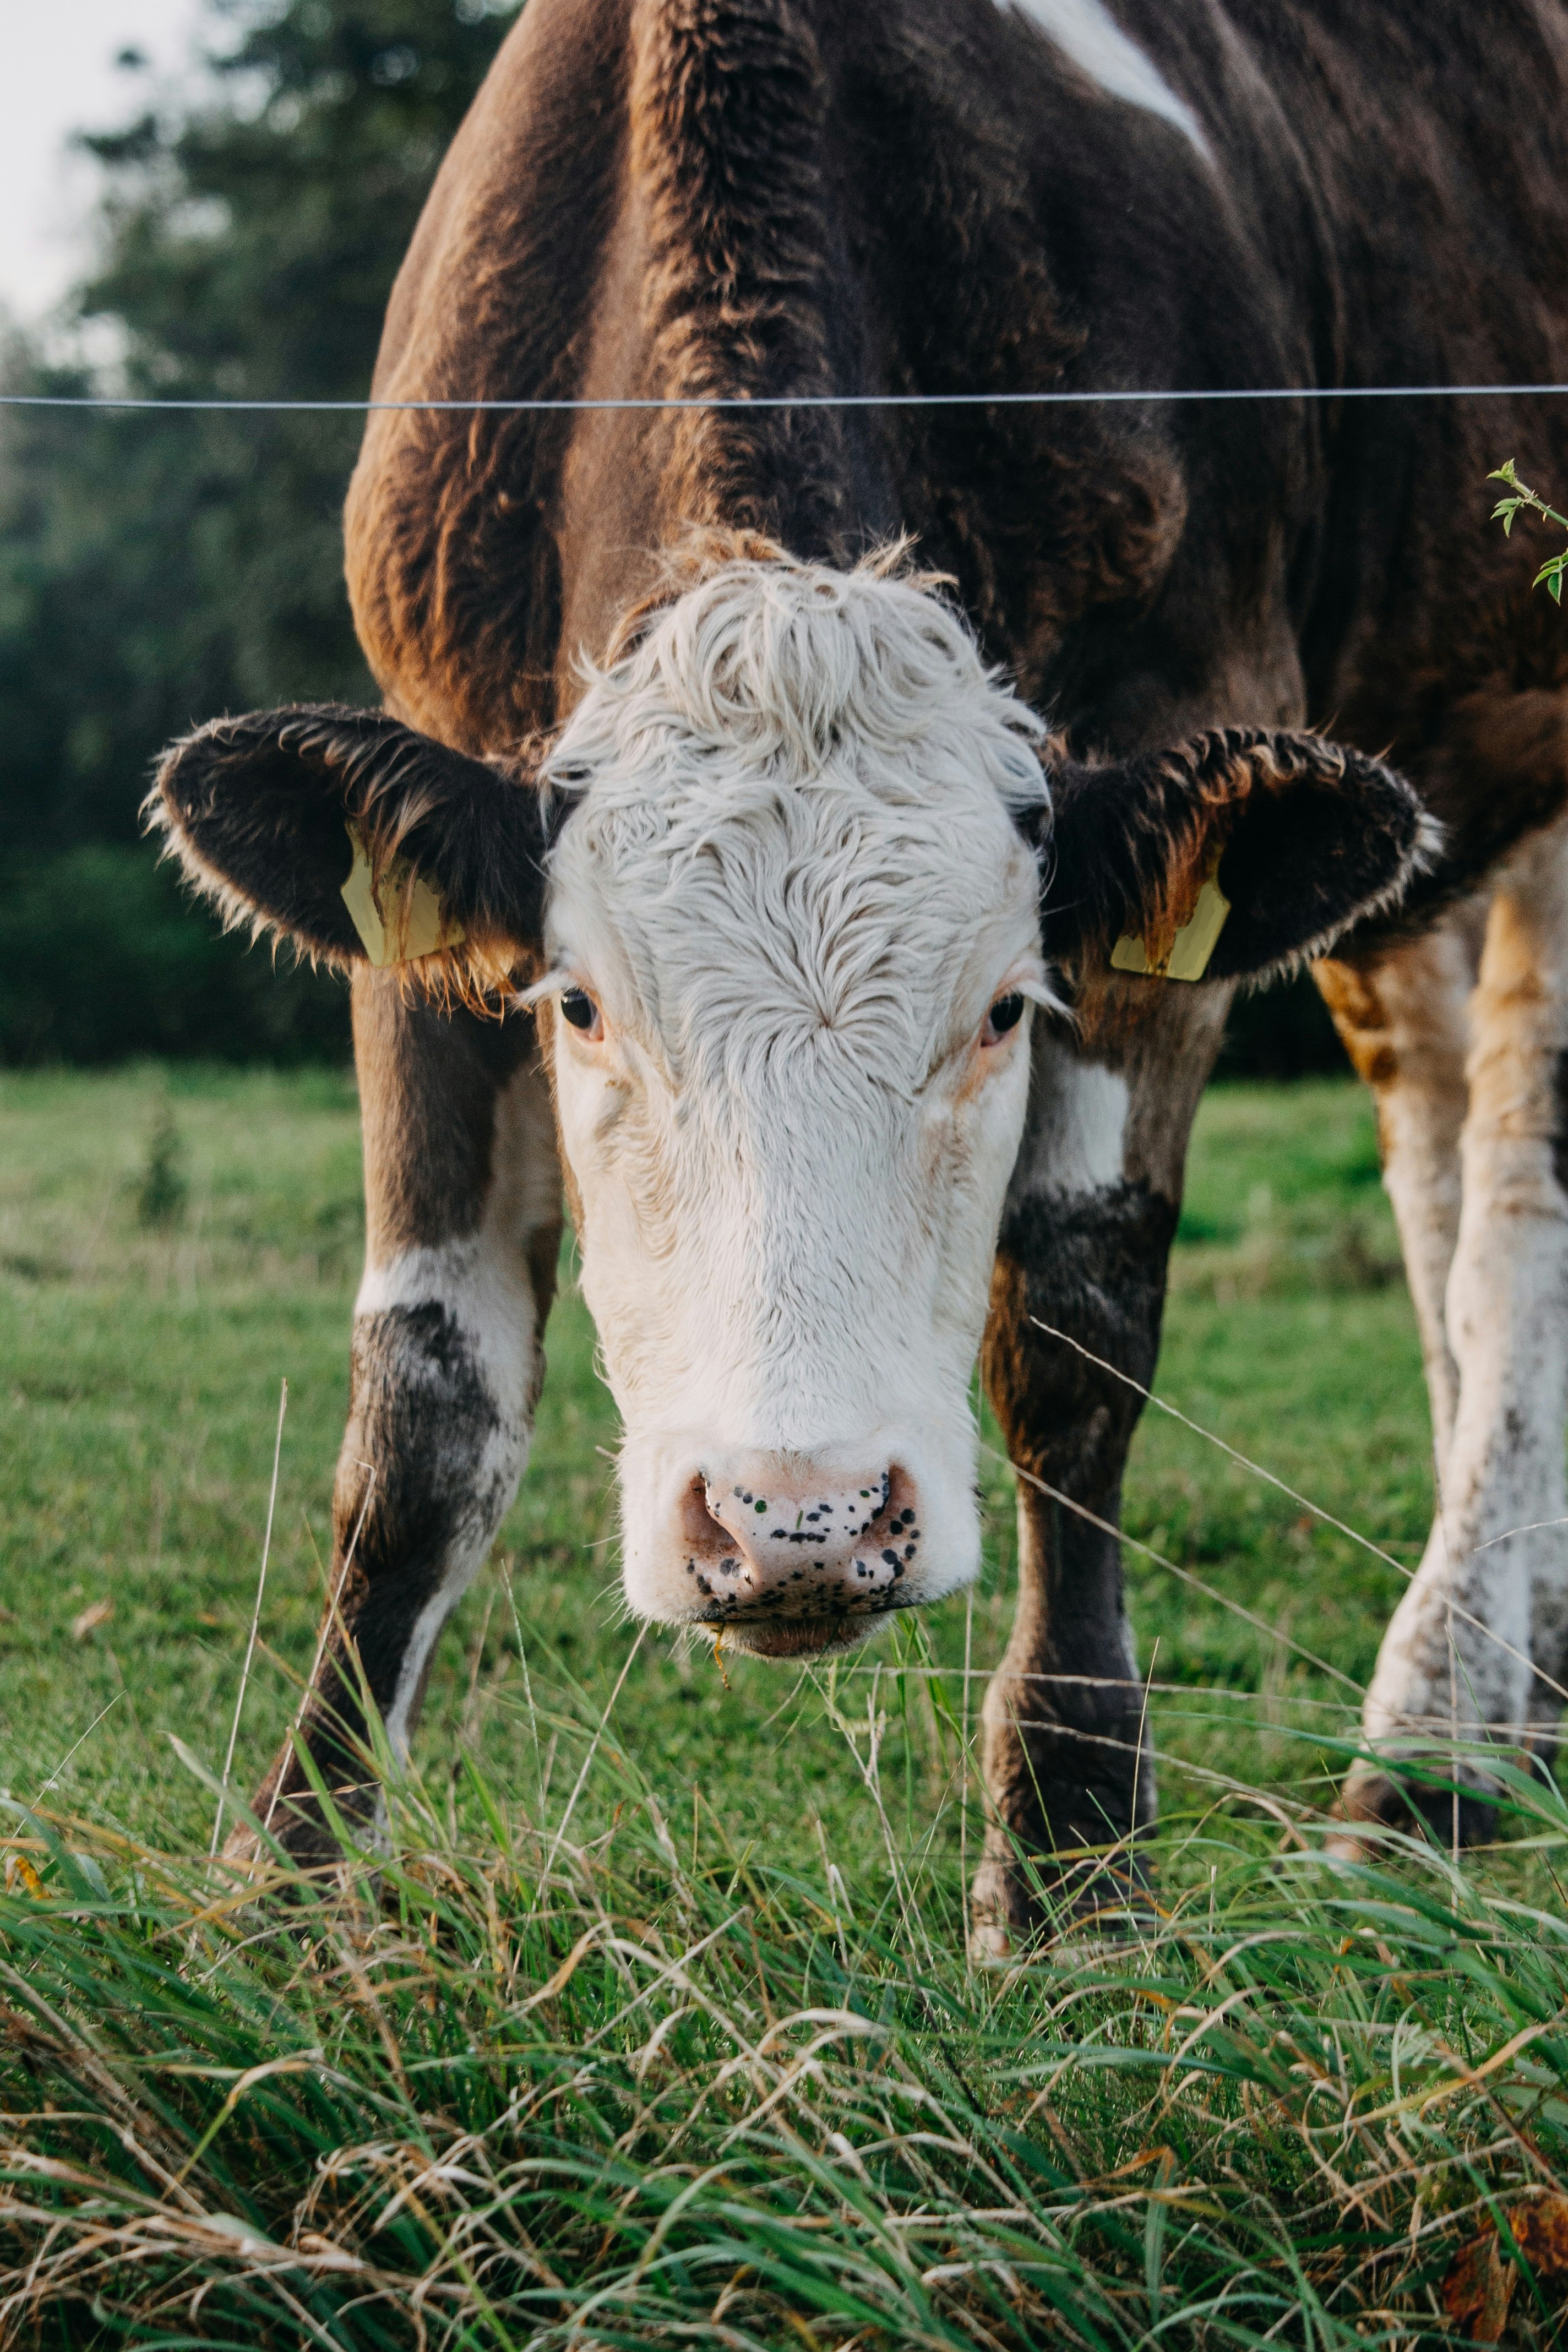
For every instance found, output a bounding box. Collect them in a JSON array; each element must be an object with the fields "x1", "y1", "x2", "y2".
[{"x1": 2, "y1": 0, "x2": 208, "y2": 322}]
